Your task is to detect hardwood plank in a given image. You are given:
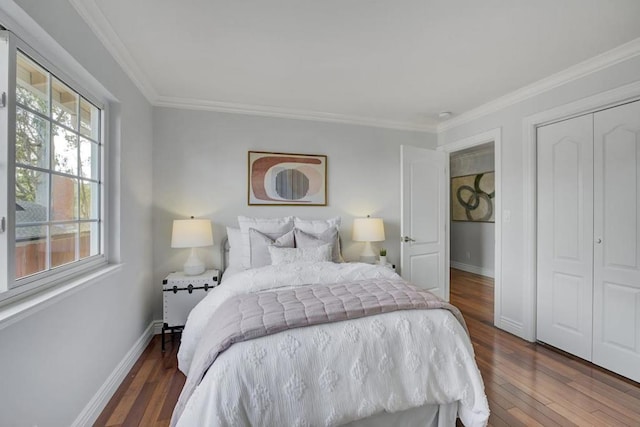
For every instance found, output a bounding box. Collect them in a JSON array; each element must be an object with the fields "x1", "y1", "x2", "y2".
[
  {"x1": 570, "y1": 373, "x2": 640, "y2": 413},
  {"x1": 484, "y1": 382, "x2": 514, "y2": 411},
  {"x1": 567, "y1": 380, "x2": 640, "y2": 424},
  {"x1": 508, "y1": 407, "x2": 546, "y2": 427},
  {"x1": 475, "y1": 358, "x2": 509, "y2": 386},
  {"x1": 157, "y1": 370, "x2": 186, "y2": 423},
  {"x1": 486, "y1": 412, "x2": 511, "y2": 427},
  {"x1": 492, "y1": 384, "x2": 564, "y2": 427},
  {"x1": 592, "y1": 410, "x2": 631, "y2": 427},
  {"x1": 499, "y1": 383, "x2": 576, "y2": 427},
  {"x1": 105, "y1": 356, "x2": 157, "y2": 426},
  {"x1": 494, "y1": 355, "x2": 623, "y2": 420},
  {"x1": 138, "y1": 366, "x2": 174, "y2": 425},
  {"x1": 627, "y1": 386, "x2": 640, "y2": 399},
  {"x1": 483, "y1": 358, "x2": 554, "y2": 406},
  {"x1": 485, "y1": 397, "x2": 527, "y2": 427},
  {"x1": 547, "y1": 402, "x2": 617, "y2": 427},
  {"x1": 121, "y1": 381, "x2": 156, "y2": 427}
]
